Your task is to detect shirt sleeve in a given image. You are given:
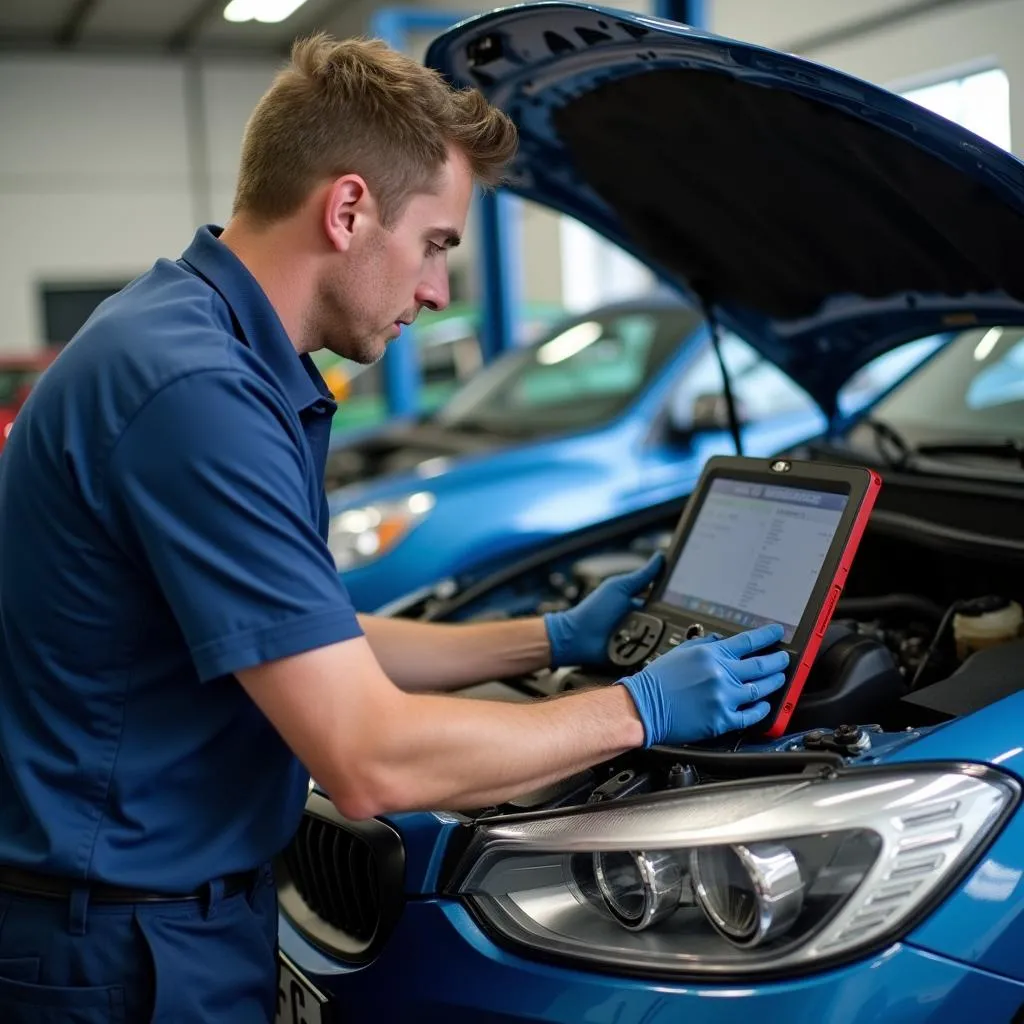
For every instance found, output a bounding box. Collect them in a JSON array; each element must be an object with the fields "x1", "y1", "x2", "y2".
[{"x1": 107, "y1": 368, "x2": 362, "y2": 682}]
